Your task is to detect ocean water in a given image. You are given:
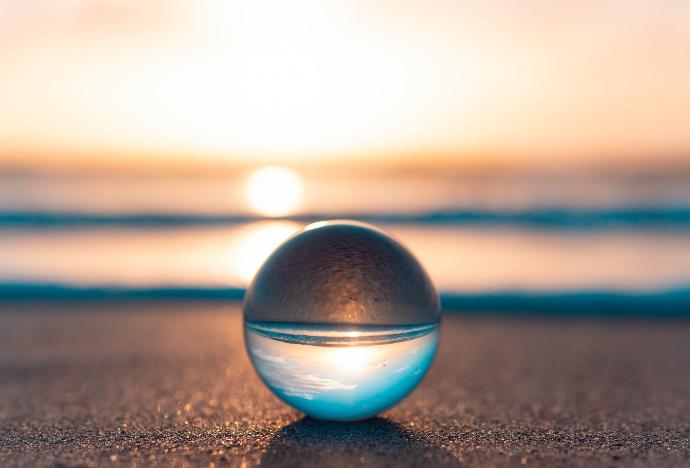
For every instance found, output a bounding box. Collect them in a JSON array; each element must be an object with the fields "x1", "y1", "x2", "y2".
[
  {"x1": 244, "y1": 321, "x2": 439, "y2": 421},
  {"x1": 1, "y1": 223, "x2": 689, "y2": 294},
  {"x1": 1, "y1": 171, "x2": 689, "y2": 312}
]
